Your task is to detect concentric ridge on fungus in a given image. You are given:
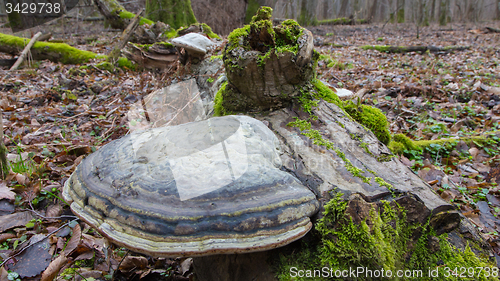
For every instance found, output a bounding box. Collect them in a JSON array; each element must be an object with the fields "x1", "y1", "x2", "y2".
[{"x1": 63, "y1": 115, "x2": 319, "y2": 257}]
